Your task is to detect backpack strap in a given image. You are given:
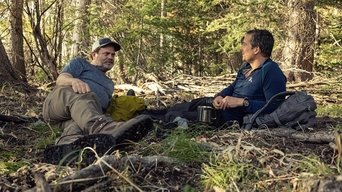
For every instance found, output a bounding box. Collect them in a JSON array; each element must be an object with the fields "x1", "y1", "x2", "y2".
[{"x1": 244, "y1": 91, "x2": 296, "y2": 130}]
